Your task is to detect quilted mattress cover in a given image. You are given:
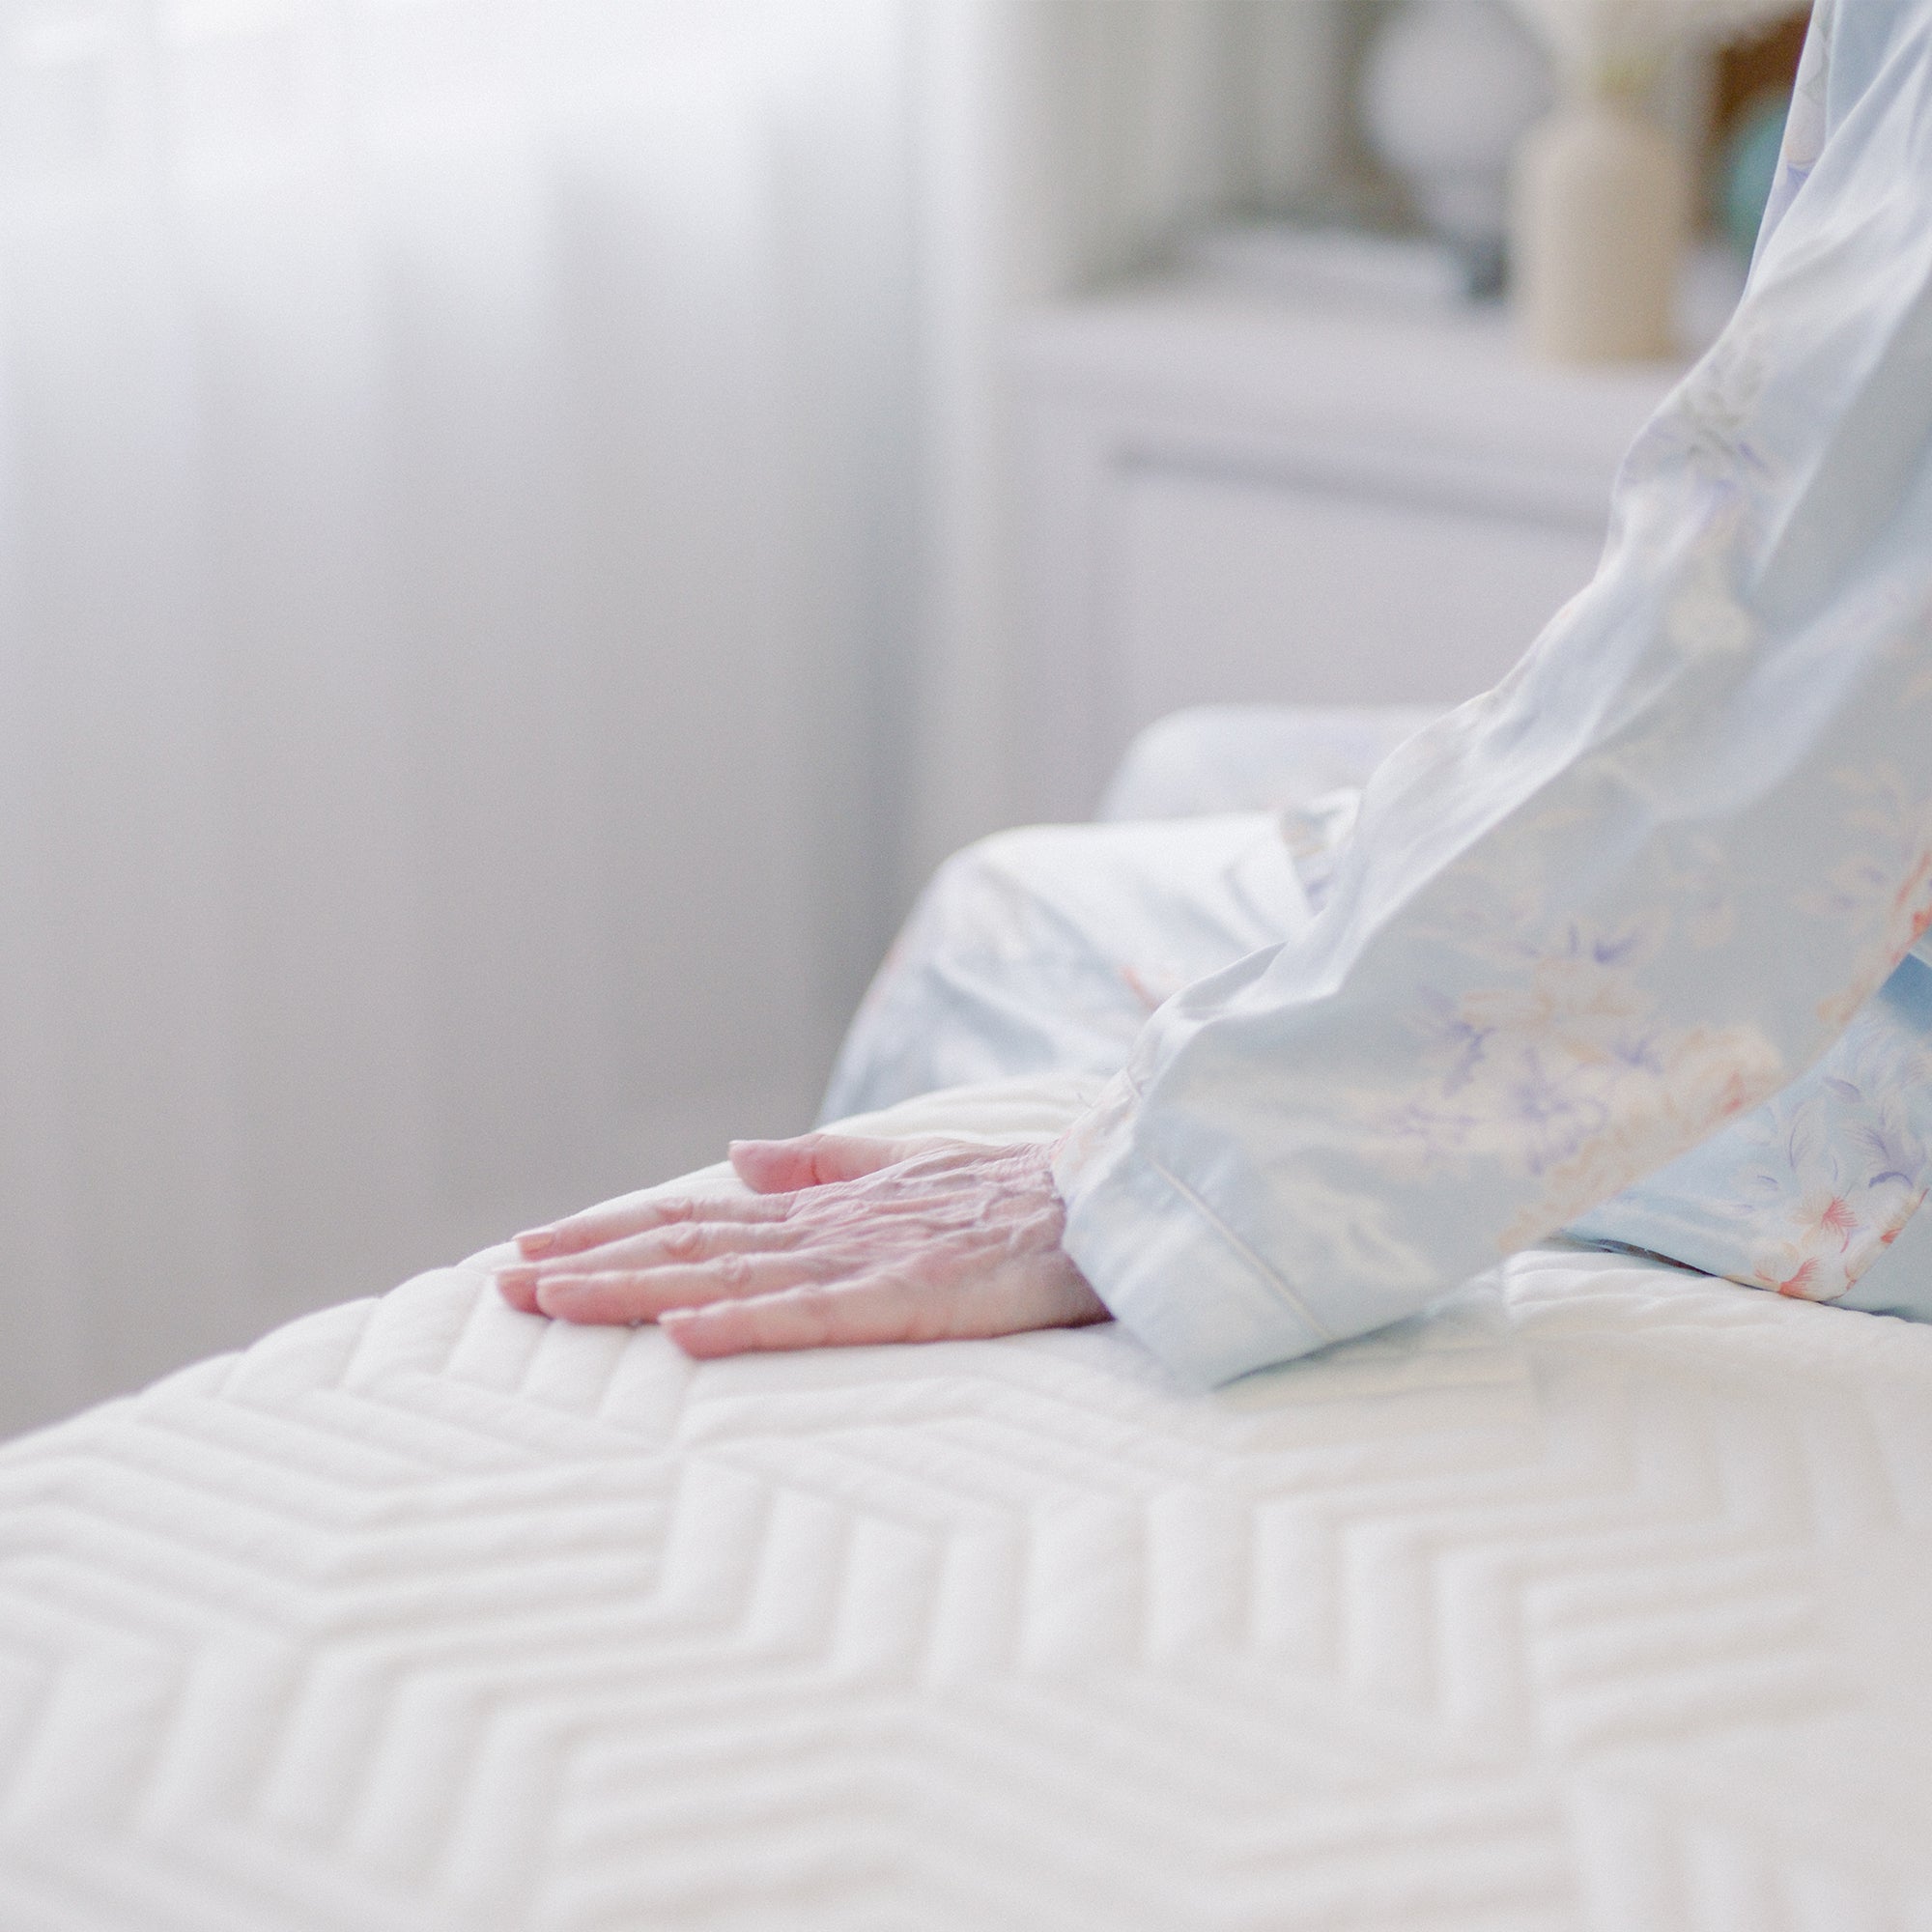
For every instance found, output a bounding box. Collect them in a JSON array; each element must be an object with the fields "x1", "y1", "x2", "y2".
[{"x1": 4, "y1": 1073, "x2": 1932, "y2": 1932}]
